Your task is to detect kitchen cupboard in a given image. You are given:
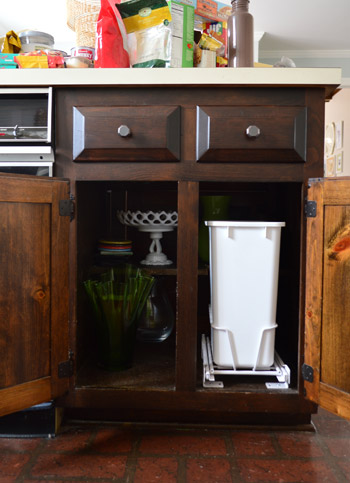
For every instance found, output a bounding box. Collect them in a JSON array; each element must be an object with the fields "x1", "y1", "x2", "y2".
[{"x1": 1, "y1": 70, "x2": 349, "y2": 425}]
